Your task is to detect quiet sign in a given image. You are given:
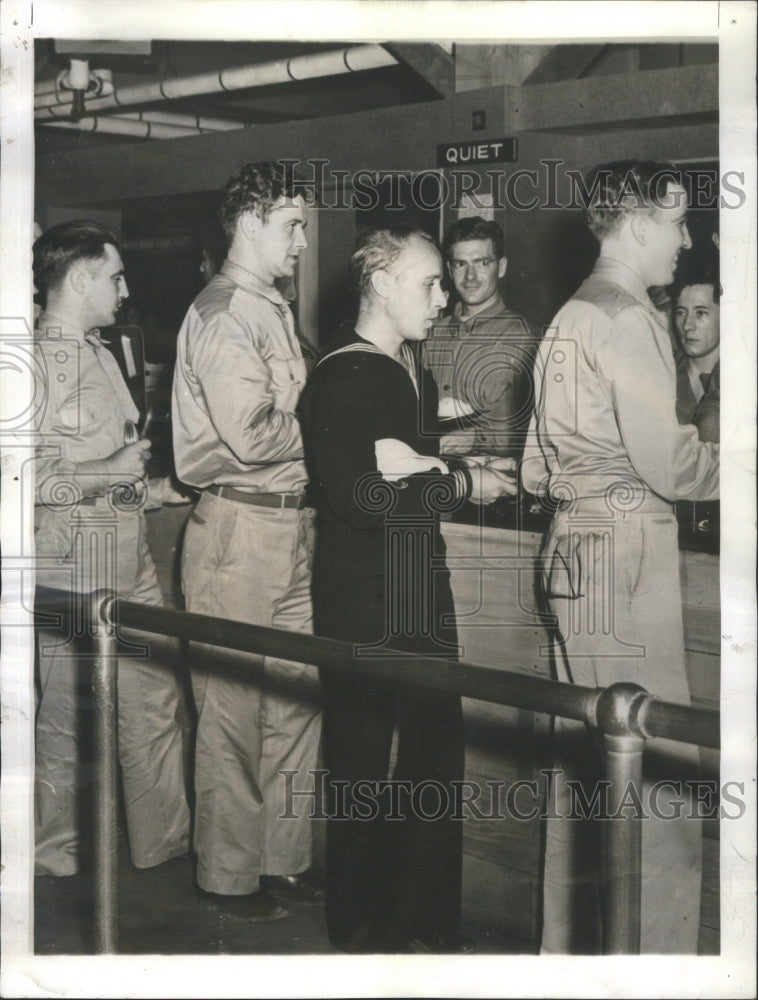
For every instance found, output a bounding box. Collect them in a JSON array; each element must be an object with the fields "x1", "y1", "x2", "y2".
[{"x1": 437, "y1": 138, "x2": 518, "y2": 167}]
